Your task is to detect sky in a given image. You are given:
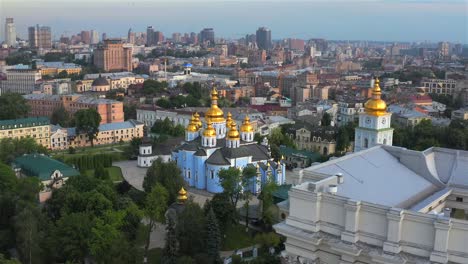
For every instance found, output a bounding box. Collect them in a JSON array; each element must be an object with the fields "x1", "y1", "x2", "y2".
[{"x1": 1, "y1": 0, "x2": 467, "y2": 43}]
